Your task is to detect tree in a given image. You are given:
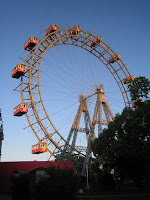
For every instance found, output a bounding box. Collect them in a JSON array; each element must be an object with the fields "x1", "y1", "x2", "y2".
[
  {"x1": 128, "y1": 76, "x2": 150, "y2": 103},
  {"x1": 34, "y1": 166, "x2": 77, "y2": 200},
  {"x1": 91, "y1": 76, "x2": 150, "y2": 187},
  {"x1": 10, "y1": 172, "x2": 30, "y2": 200},
  {"x1": 10, "y1": 166, "x2": 77, "y2": 200}
]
